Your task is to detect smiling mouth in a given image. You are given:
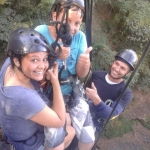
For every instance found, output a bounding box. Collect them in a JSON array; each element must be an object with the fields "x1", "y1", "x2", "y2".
[
  {"x1": 70, "y1": 32, "x2": 75, "y2": 35},
  {"x1": 34, "y1": 71, "x2": 43, "y2": 75},
  {"x1": 111, "y1": 69, "x2": 118, "y2": 75}
]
